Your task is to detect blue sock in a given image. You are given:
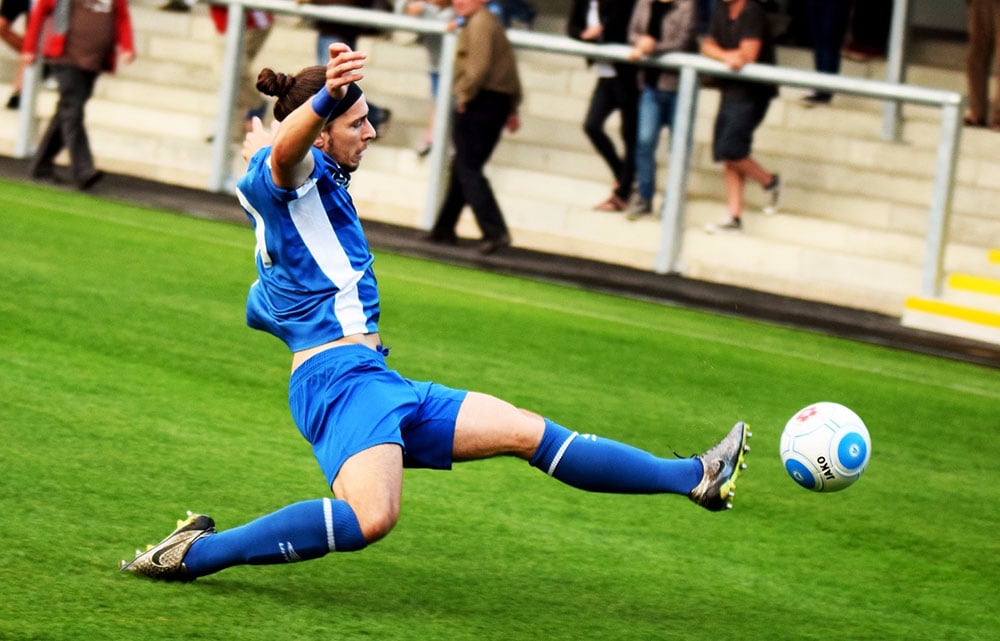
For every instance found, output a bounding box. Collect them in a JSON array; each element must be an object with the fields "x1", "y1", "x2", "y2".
[
  {"x1": 530, "y1": 419, "x2": 703, "y2": 495},
  {"x1": 183, "y1": 498, "x2": 366, "y2": 577}
]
